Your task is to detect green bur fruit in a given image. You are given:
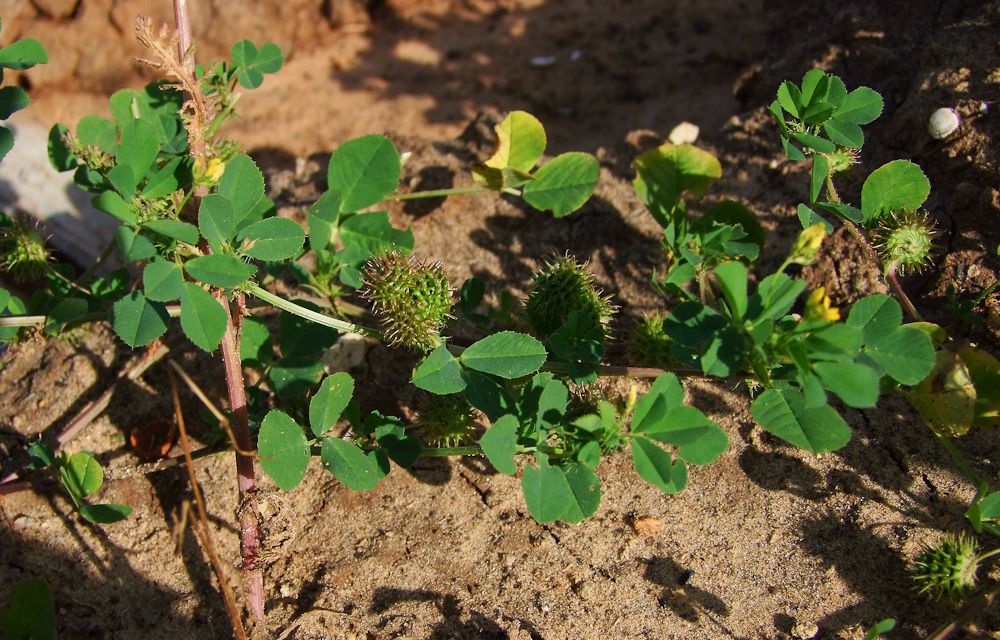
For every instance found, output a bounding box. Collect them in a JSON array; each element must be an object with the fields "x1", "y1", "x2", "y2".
[
  {"x1": 523, "y1": 254, "x2": 616, "y2": 341},
  {"x1": 0, "y1": 218, "x2": 50, "y2": 281},
  {"x1": 418, "y1": 393, "x2": 479, "y2": 447},
  {"x1": 361, "y1": 251, "x2": 455, "y2": 353},
  {"x1": 627, "y1": 313, "x2": 674, "y2": 367},
  {"x1": 912, "y1": 532, "x2": 981, "y2": 600},
  {"x1": 872, "y1": 208, "x2": 936, "y2": 275}
]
